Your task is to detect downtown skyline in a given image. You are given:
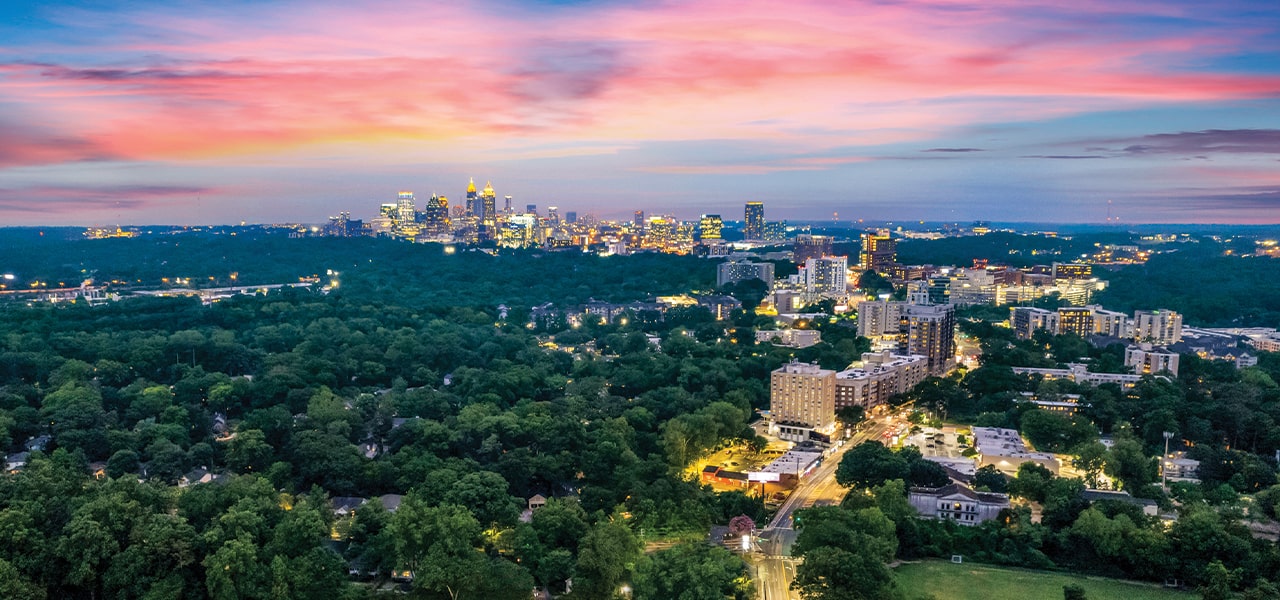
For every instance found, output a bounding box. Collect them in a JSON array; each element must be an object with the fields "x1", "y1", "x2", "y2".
[{"x1": 1, "y1": 0, "x2": 1279, "y2": 226}]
